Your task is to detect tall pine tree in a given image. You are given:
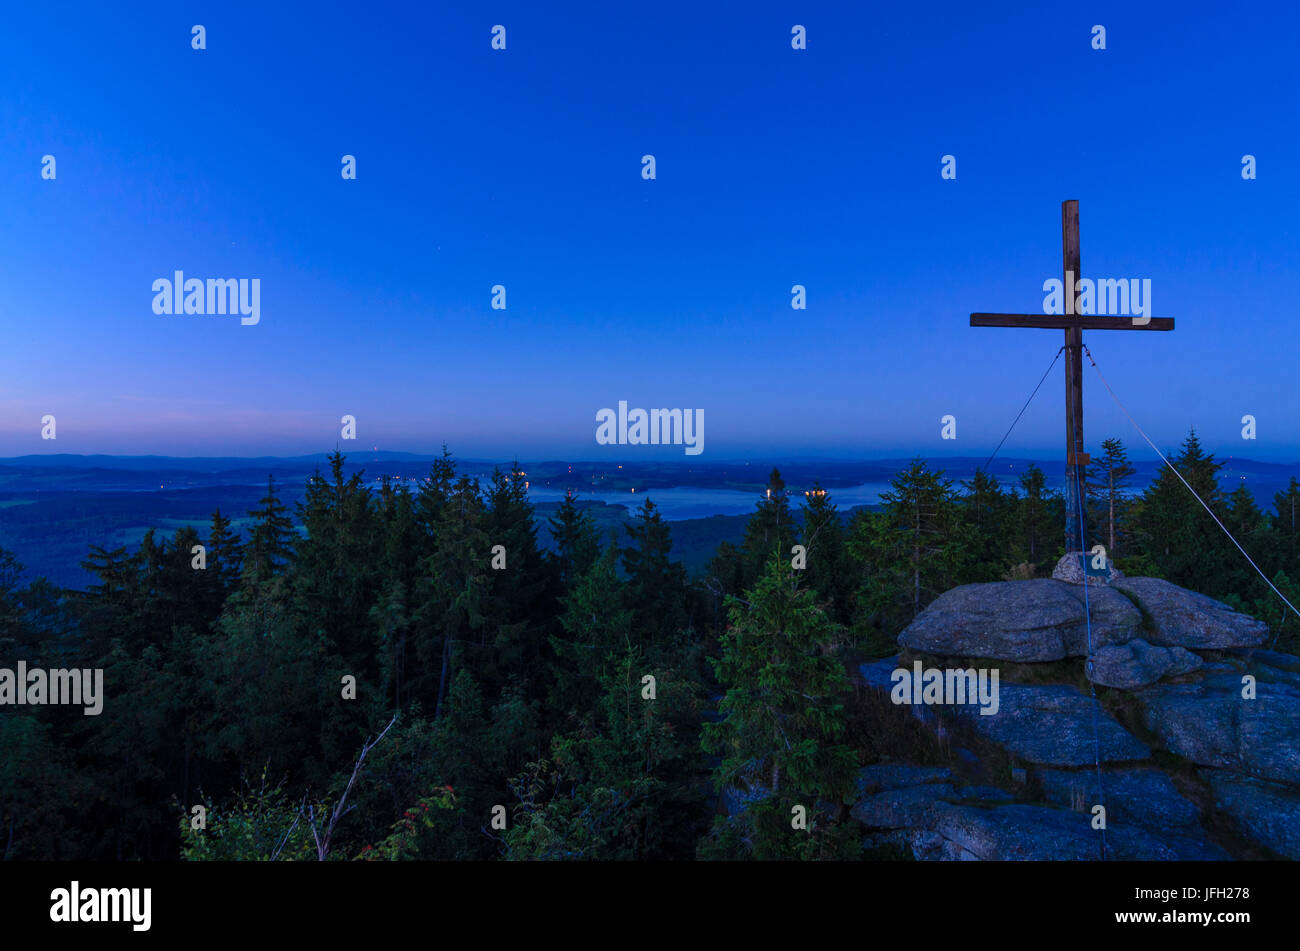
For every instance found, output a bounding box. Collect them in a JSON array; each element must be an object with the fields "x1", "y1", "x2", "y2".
[
  {"x1": 621, "y1": 498, "x2": 687, "y2": 653},
  {"x1": 1086, "y1": 437, "x2": 1137, "y2": 557},
  {"x1": 701, "y1": 558, "x2": 856, "y2": 860}
]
